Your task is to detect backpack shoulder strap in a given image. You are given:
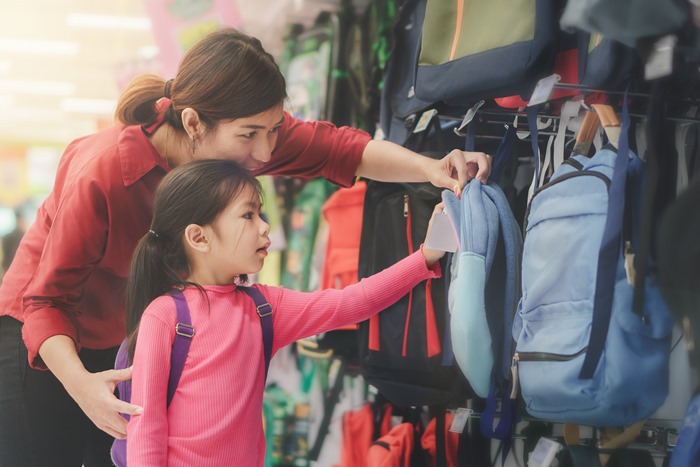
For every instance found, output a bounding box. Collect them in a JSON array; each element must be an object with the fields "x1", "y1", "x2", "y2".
[
  {"x1": 238, "y1": 285, "x2": 274, "y2": 381},
  {"x1": 168, "y1": 290, "x2": 194, "y2": 407}
]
